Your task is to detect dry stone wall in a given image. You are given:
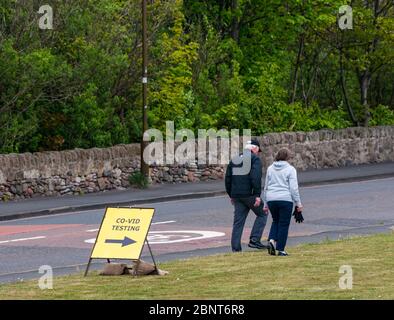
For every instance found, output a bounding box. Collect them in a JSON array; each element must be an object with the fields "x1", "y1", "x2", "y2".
[
  {"x1": 0, "y1": 126, "x2": 393, "y2": 201},
  {"x1": 258, "y1": 126, "x2": 394, "y2": 170}
]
